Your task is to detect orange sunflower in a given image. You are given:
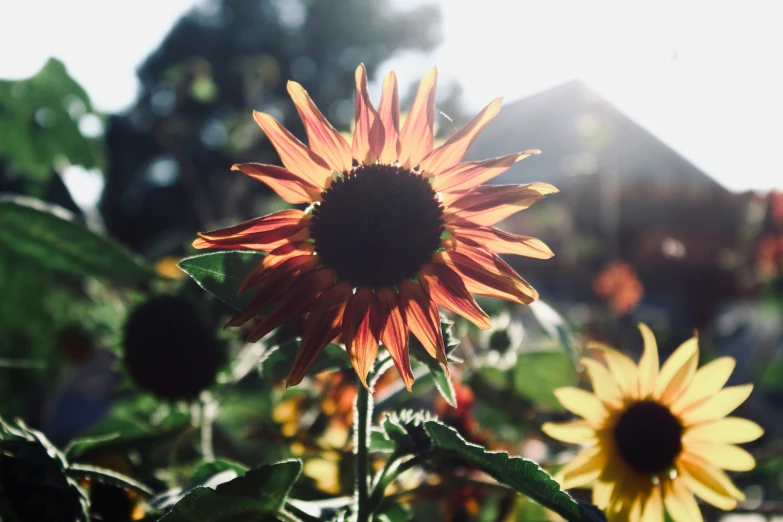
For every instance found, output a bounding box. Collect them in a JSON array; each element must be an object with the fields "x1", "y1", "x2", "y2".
[
  {"x1": 543, "y1": 324, "x2": 763, "y2": 522},
  {"x1": 193, "y1": 64, "x2": 555, "y2": 389}
]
